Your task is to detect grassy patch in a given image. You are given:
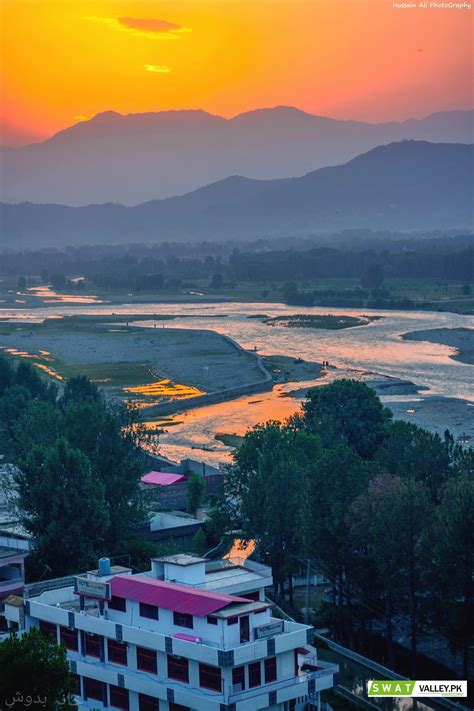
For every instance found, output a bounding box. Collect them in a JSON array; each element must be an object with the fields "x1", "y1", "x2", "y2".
[
  {"x1": 215, "y1": 432, "x2": 245, "y2": 448},
  {"x1": 57, "y1": 361, "x2": 155, "y2": 387},
  {"x1": 262, "y1": 355, "x2": 322, "y2": 383}
]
